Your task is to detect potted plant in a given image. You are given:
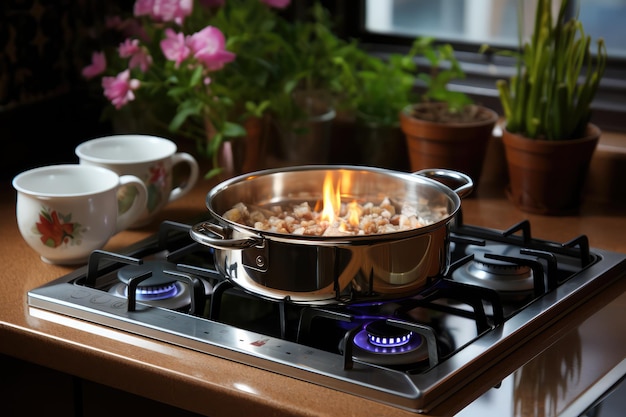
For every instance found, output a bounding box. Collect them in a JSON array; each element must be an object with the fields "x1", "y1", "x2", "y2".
[
  {"x1": 333, "y1": 45, "x2": 419, "y2": 170},
  {"x1": 399, "y1": 37, "x2": 499, "y2": 189},
  {"x1": 266, "y1": 1, "x2": 358, "y2": 166},
  {"x1": 495, "y1": 0, "x2": 607, "y2": 215},
  {"x1": 81, "y1": 0, "x2": 293, "y2": 180}
]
